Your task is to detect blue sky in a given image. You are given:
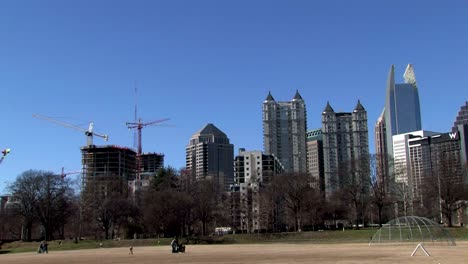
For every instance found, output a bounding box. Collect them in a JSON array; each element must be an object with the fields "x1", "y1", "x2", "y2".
[{"x1": 1, "y1": 0, "x2": 467, "y2": 193}]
